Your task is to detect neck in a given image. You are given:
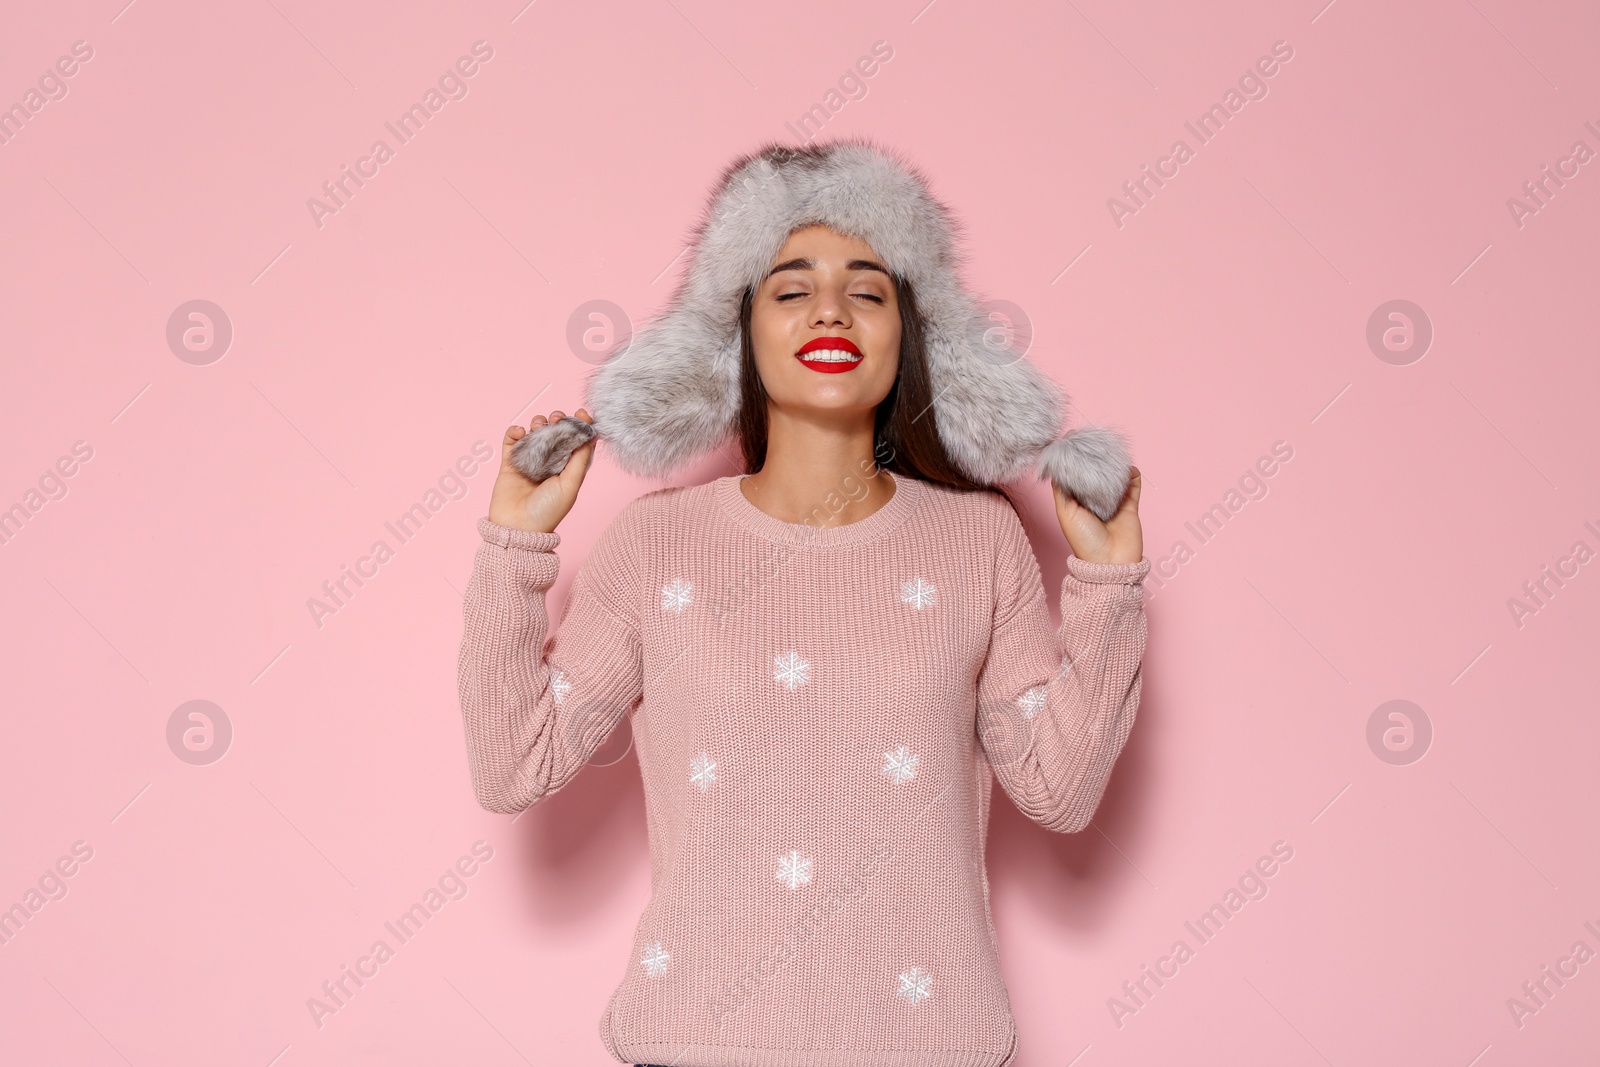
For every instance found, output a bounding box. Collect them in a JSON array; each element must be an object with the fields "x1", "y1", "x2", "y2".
[{"x1": 740, "y1": 409, "x2": 895, "y2": 526}]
